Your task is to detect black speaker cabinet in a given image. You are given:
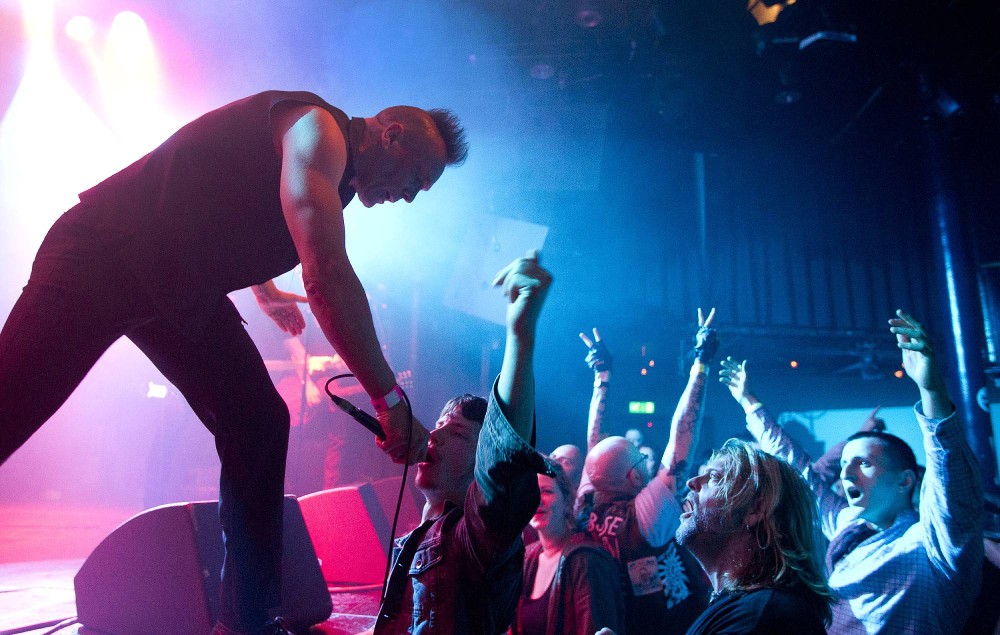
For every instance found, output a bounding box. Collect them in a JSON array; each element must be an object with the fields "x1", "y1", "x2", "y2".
[{"x1": 74, "y1": 496, "x2": 331, "y2": 634}]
